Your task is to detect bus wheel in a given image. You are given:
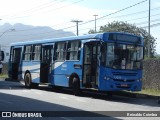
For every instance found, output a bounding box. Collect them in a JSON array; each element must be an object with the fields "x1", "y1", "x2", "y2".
[
  {"x1": 24, "y1": 73, "x2": 32, "y2": 88},
  {"x1": 107, "y1": 91, "x2": 113, "y2": 98},
  {"x1": 72, "y1": 77, "x2": 80, "y2": 96}
]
